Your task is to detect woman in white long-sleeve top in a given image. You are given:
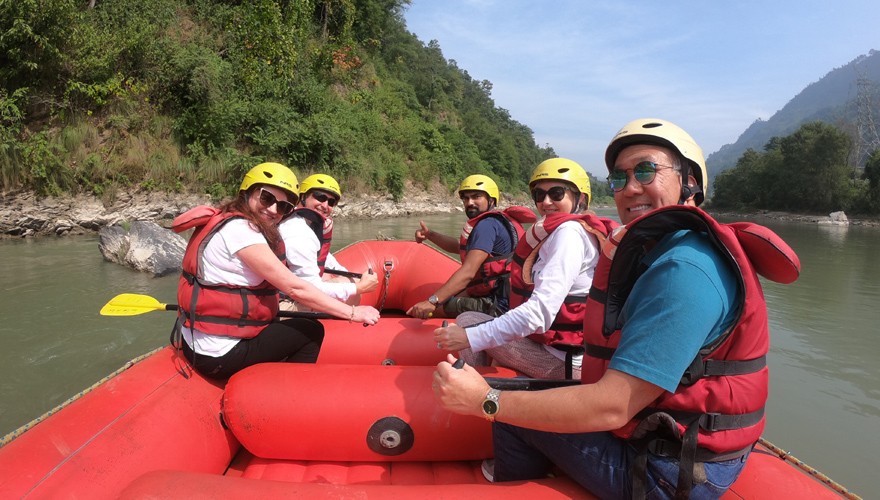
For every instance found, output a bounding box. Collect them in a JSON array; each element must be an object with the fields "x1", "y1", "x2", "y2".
[{"x1": 433, "y1": 158, "x2": 617, "y2": 380}]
